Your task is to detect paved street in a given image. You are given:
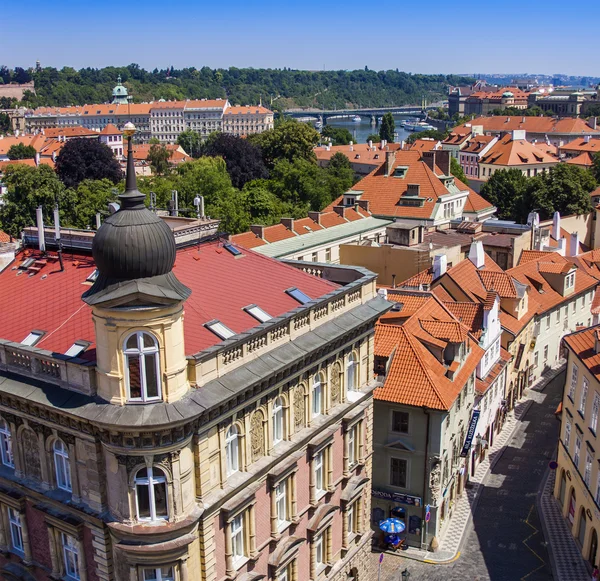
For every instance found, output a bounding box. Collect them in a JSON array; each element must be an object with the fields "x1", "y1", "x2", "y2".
[{"x1": 373, "y1": 372, "x2": 564, "y2": 581}]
